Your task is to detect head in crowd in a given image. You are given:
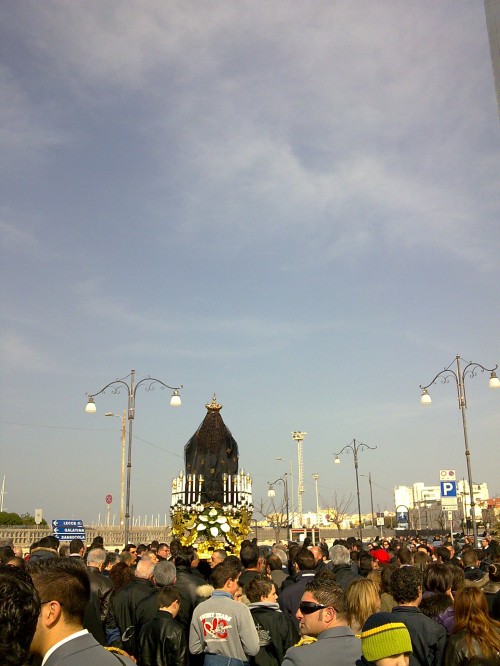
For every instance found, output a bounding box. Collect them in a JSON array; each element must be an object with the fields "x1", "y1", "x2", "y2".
[
  {"x1": 157, "y1": 543, "x2": 170, "y2": 559},
  {"x1": 210, "y1": 549, "x2": 227, "y2": 569},
  {"x1": 360, "y1": 612, "x2": 412, "y2": 666},
  {"x1": 209, "y1": 561, "x2": 242, "y2": 592},
  {"x1": 359, "y1": 551, "x2": 375, "y2": 576},
  {"x1": 104, "y1": 552, "x2": 121, "y2": 571},
  {"x1": 346, "y1": 577, "x2": 381, "y2": 630},
  {"x1": 69, "y1": 539, "x2": 85, "y2": 555},
  {"x1": 86, "y1": 548, "x2": 106, "y2": 569},
  {"x1": 419, "y1": 593, "x2": 453, "y2": 621},
  {"x1": 413, "y1": 550, "x2": 431, "y2": 571},
  {"x1": 397, "y1": 548, "x2": 413, "y2": 566},
  {"x1": 462, "y1": 549, "x2": 480, "y2": 568},
  {"x1": 390, "y1": 567, "x2": 423, "y2": 605},
  {"x1": 271, "y1": 547, "x2": 287, "y2": 568},
  {"x1": 89, "y1": 536, "x2": 104, "y2": 551},
  {"x1": 109, "y1": 561, "x2": 134, "y2": 590},
  {"x1": 329, "y1": 544, "x2": 351, "y2": 566},
  {"x1": 169, "y1": 539, "x2": 182, "y2": 559},
  {"x1": 28, "y1": 559, "x2": 90, "y2": 659},
  {"x1": 450, "y1": 564, "x2": 465, "y2": 592},
  {"x1": 423, "y1": 563, "x2": 453, "y2": 595},
  {"x1": 158, "y1": 585, "x2": 181, "y2": 616},
  {"x1": 266, "y1": 553, "x2": 284, "y2": 572},
  {"x1": 38, "y1": 536, "x2": 60, "y2": 551},
  {"x1": 153, "y1": 560, "x2": 176, "y2": 586},
  {"x1": 0, "y1": 564, "x2": 40, "y2": 666},
  {"x1": 367, "y1": 570, "x2": 382, "y2": 593},
  {"x1": 314, "y1": 568, "x2": 337, "y2": 583},
  {"x1": 174, "y1": 546, "x2": 195, "y2": 568},
  {"x1": 141, "y1": 550, "x2": 159, "y2": 564},
  {"x1": 240, "y1": 544, "x2": 260, "y2": 569},
  {"x1": 0, "y1": 545, "x2": 15, "y2": 564},
  {"x1": 296, "y1": 578, "x2": 347, "y2": 638},
  {"x1": 58, "y1": 544, "x2": 70, "y2": 557},
  {"x1": 453, "y1": 587, "x2": 500, "y2": 658},
  {"x1": 380, "y1": 563, "x2": 398, "y2": 595},
  {"x1": 435, "y1": 546, "x2": 451, "y2": 564},
  {"x1": 295, "y1": 547, "x2": 316, "y2": 571},
  {"x1": 245, "y1": 577, "x2": 277, "y2": 604},
  {"x1": 135, "y1": 558, "x2": 155, "y2": 580}
]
